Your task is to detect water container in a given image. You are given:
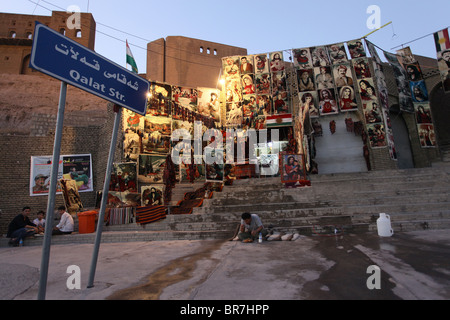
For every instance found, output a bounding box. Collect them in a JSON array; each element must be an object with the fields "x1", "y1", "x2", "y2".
[{"x1": 377, "y1": 213, "x2": 394, "y2": 237}]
